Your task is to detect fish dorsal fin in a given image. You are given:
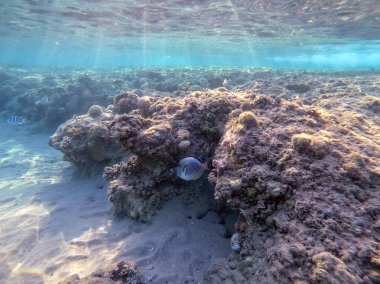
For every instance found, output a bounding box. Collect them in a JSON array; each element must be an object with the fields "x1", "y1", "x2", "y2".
[
  {"x1": 190, "y1": 156, "x2": 209, "y2": 169},
  {"x1": 191, "y1": 156, "x2": 210, "y2": 170},
  {"x1": 187, "y1": 156, "x2": 203, "y2": 164}
]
